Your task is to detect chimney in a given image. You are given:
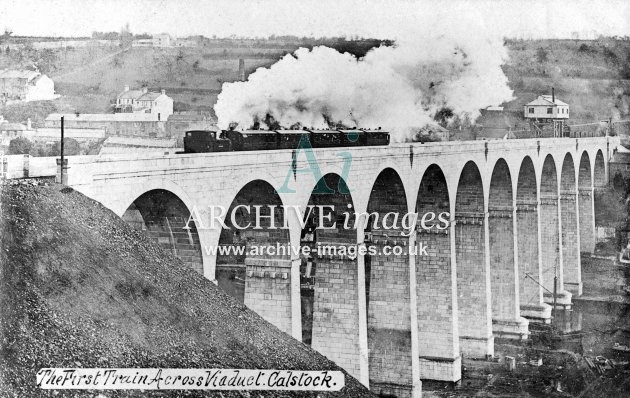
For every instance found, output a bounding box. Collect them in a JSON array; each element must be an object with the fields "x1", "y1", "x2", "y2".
[
  {"x1": 552, "y1": 87, "x2": 555, "y2": 103},
  {"x1": 238, "y1": 58, "x2": 245, "y2": 81},
  {"x1": 124, "y1": 85, "x2": 129, "y2": 92},
  {"x1": 27, "y1": 118, "x2": 31, "y2": 130},
  {"x1": 142, "y1": 86, "x2": 148, "y2": 94},
  {"x1": 161, "y1": 89, "x2": 166, "y2": 95}
]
